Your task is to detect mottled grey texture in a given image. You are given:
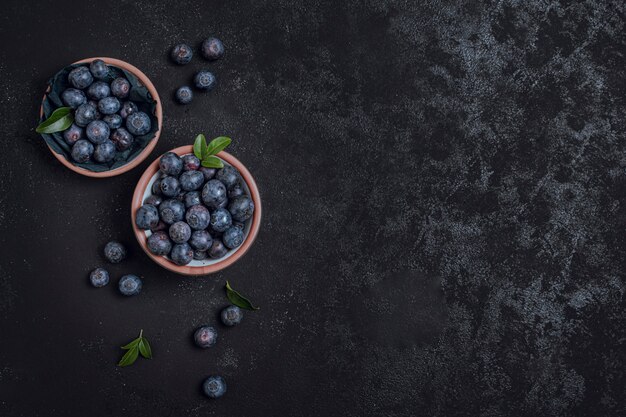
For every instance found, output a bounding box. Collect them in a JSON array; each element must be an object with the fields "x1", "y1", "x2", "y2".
[{"x1": 0, "y1": 0, "x2": 625, "y2": 416}]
